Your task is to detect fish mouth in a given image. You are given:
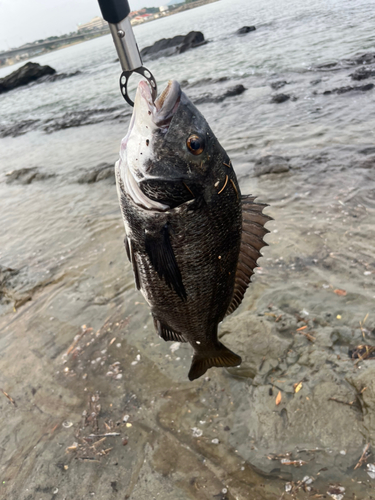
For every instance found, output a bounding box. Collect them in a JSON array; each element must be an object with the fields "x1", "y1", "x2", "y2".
[{"x1": 138, "y1": 79, "x2": 181, "y2": 128}]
